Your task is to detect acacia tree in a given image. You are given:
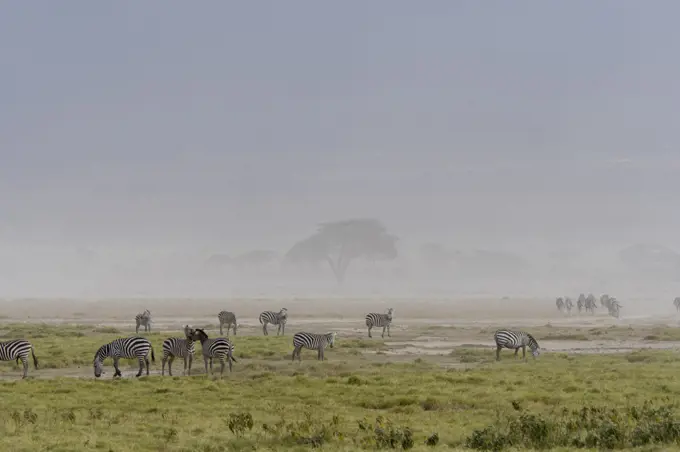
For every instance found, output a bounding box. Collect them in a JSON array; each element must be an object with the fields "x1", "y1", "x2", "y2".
[{"x1": 285, "y1": 218, "x2": 398, "y2": 284}]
